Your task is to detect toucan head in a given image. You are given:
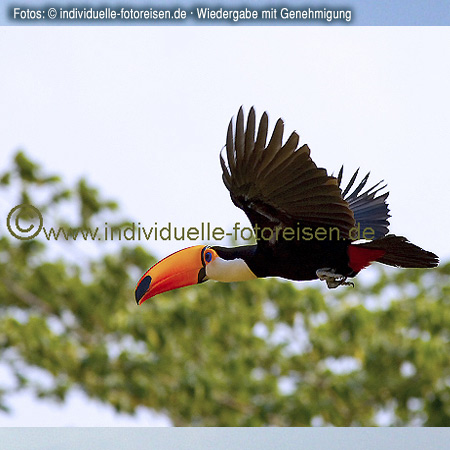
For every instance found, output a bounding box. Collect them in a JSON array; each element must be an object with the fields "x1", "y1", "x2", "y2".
[{"x1": 134, "y1": 245, "x2": 257, "y2": 305}]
